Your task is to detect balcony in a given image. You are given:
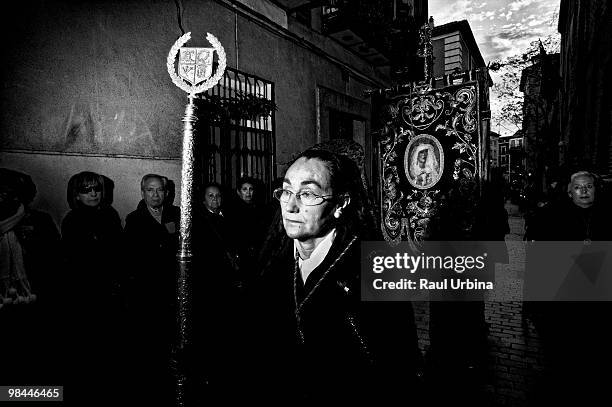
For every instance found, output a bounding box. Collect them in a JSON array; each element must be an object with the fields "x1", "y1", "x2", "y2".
[
  {"x1": 272, "y1": 0, "x2": 427, "y2": 77},
  {"x1": 321, "y1": 0, "x2": 426, "y2": 70}
]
